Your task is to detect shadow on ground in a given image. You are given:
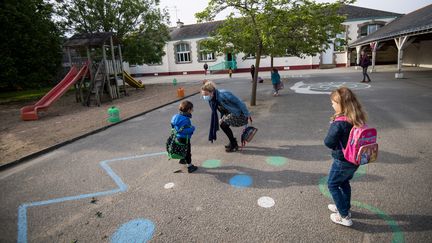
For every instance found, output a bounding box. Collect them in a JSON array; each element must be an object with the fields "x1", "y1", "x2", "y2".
[{"x1": 240, "y1": 145, "x2": 417, "y2": 164}]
